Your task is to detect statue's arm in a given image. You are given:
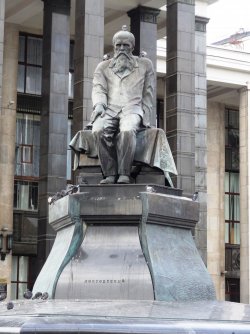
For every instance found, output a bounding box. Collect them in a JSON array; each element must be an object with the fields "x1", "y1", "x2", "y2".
[
  {"x1": 142, "y1": 59, "x2": 155, "y2": 126},
  {"x1": 91, "y1": 63, "x2": 108, "y2": 122}
]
